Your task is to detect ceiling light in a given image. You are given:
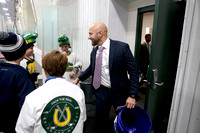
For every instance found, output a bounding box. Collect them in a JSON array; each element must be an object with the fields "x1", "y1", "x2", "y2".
[
  {"x1": 7, "y1": 16, "x2": 10, "y2": 19},
  {"x1": 146, "y1": 27, "x2": 150, "y2": 34},
  {"x1": 3, "y1": 8, "x2": 8, "y2": 10},
  {"x1": 5, "y1": 13, "x2": 9, "y2": 16},
  {"x1": 0, "y1": 0, "x2": 6, "y2": 3}
]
